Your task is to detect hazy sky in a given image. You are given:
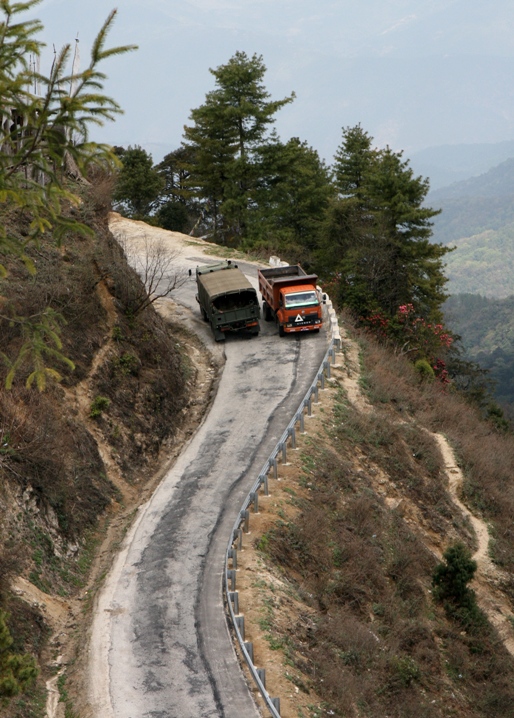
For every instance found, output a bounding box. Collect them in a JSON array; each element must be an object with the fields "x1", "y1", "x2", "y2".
[{"x1": 32, "y1": 0, "x2": 514, "y2": 164}]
